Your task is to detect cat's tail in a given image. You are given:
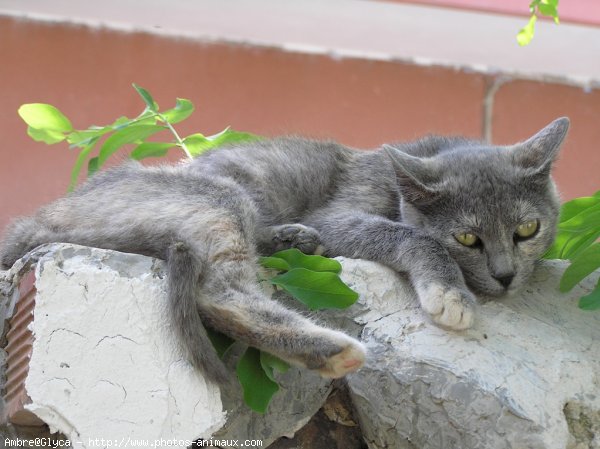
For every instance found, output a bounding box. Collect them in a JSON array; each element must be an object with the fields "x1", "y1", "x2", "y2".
[
  {"x1": 167, "y1": 241, "x2": 230, "y2": 384},
  {"x1": 0, "y1": 216, "x2": 50, "y2": 270}
]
